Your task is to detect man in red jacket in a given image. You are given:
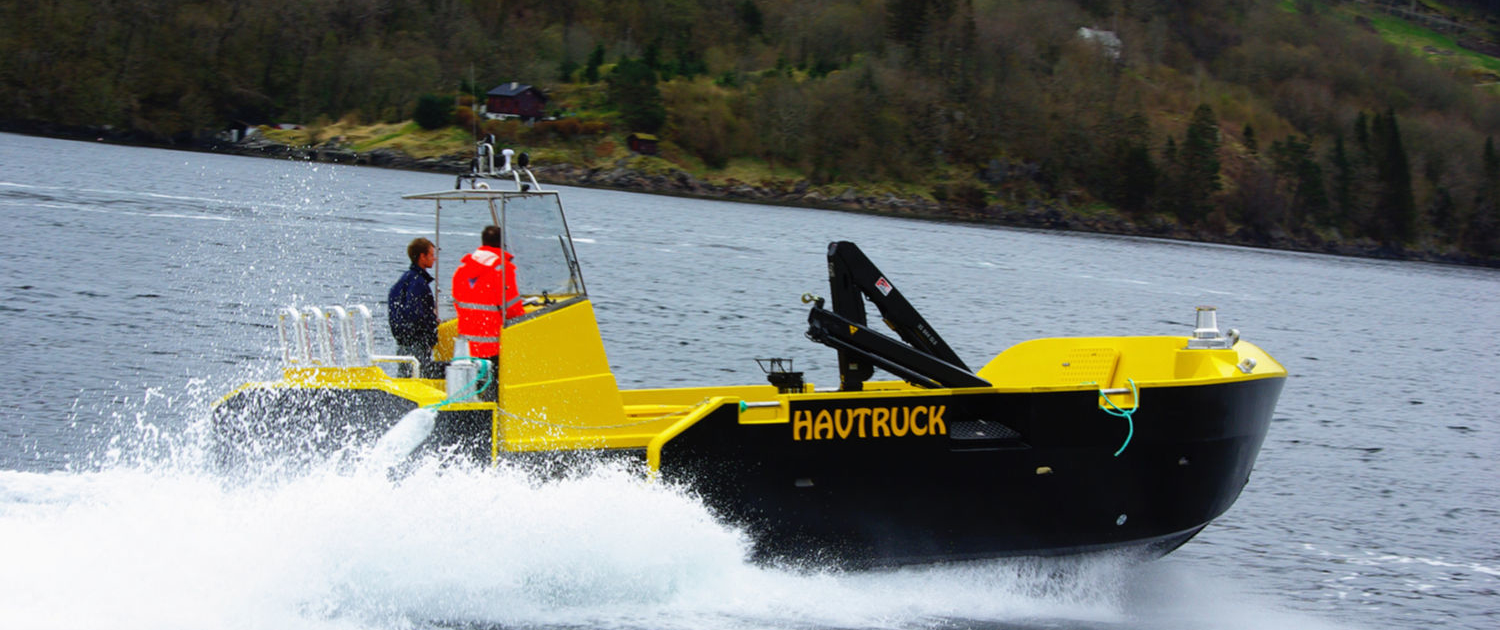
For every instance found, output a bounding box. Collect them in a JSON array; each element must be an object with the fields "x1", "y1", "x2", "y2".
[{"x1": 451, "y1": 225, "x2": 526, "y2": 400}]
